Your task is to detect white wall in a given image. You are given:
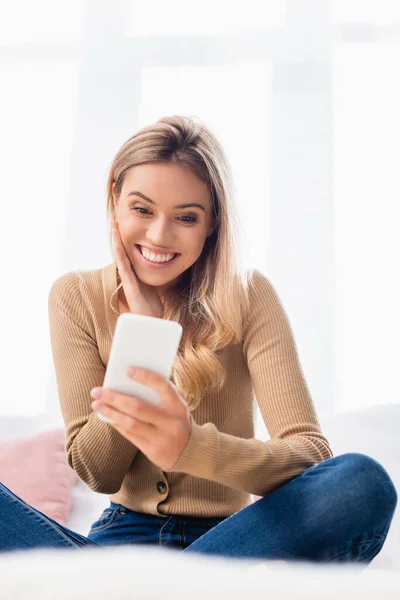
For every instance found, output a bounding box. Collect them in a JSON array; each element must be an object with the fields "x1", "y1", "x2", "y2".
[{"x1": 0, "y1": 1, "x2": 398, "y2": 429}]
